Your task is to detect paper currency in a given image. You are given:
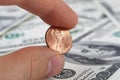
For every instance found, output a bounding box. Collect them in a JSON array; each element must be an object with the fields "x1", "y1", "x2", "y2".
[
  {"x1": 47, "y1": 0, "x2": 120, "y2": 80},
  {"x1": 0, "y1": 0, "x2": 120, "y2": 80},
  {"x1": 48, "y1": 62, "x2": 120, "y2": 80},
  {"x1": 48, "y1": 21, "x2": 120, "y2": 80},
  {"x1": 48, "y1": 28, "x2": 120, "y2": 80}
]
